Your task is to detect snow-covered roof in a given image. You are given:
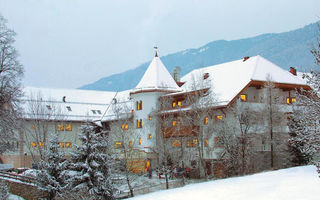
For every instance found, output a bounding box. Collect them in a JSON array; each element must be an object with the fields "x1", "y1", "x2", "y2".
[
  {"x1": 133, "y1": 56, "x2": 181, "y2": 93},
  {"x1": 180, "y1": 55, "x2": 308, "y2": 107},
  {"x1": 21, "y1": 87, "x2": 132, "y2": 122}
]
